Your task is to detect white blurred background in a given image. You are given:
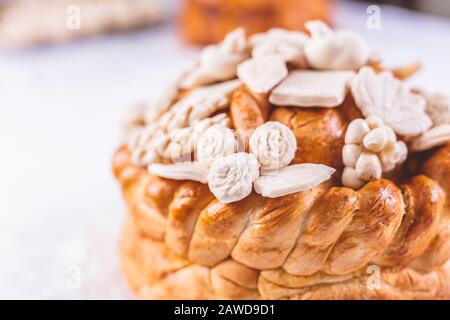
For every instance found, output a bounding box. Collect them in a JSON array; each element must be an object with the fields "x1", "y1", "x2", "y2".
[{"x1": 0, "y1": 0, "x2": 449, "y2": 299}]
